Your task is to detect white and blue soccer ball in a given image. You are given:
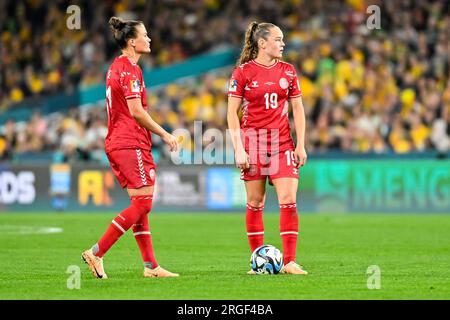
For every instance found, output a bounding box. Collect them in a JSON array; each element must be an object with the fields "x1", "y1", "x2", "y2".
[{"x1": 250, "y1": 244, "x2": 283, "y2": 274}]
